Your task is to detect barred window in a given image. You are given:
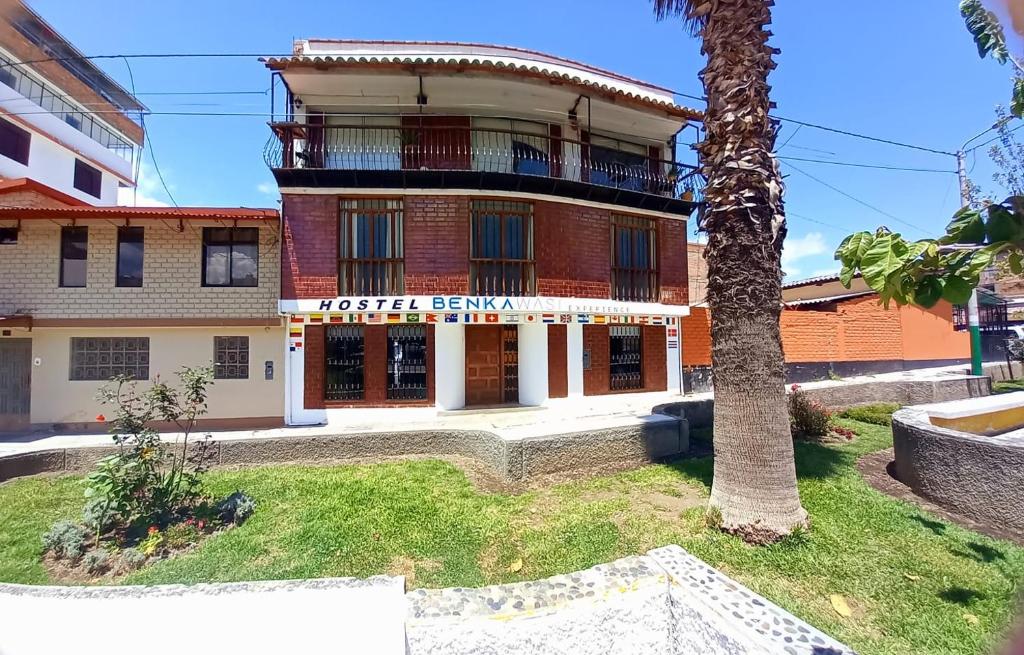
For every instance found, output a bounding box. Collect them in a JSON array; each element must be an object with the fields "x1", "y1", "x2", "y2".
[
  {"x1": 214, "y1": 336, "x2": 249, "y2": 379},
  {"x1": 387, "y1": 325, "x2": 428, "y2": 400},
  {"x1": 470, "y1": 200, "x2": 534, "y2": 296},
  {"x1": 70, "y1": 337, "x2": 149, "y2": 381},
  {"x1": 339, "y1": 198, "x2": 404, "y2": 295},
  {"x1": 611, "y1": 214, "x2": 658, "y2": 302},
  {"x1": 609, "y1": 326, "x2": 642, "y2": 391},
  {"x1": 325, "y1": 325, "x2": 364, "y2": 401}
]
